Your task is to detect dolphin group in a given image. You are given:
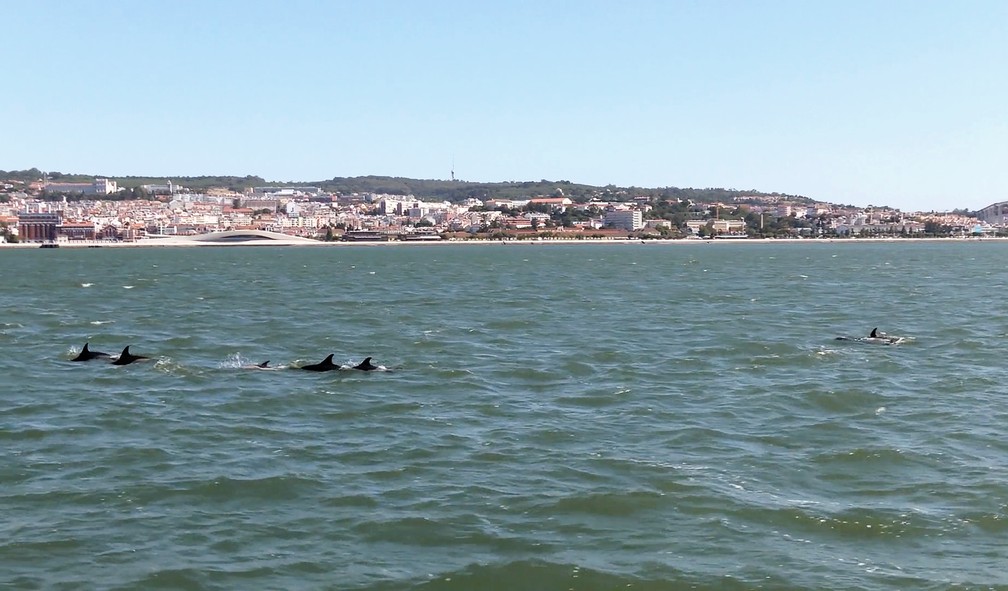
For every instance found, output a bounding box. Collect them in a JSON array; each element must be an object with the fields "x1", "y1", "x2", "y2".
[
  {"x1": 70, "y1": 342, "x2": 383, "y2": 371},
  {"x1": 299, "y1": 354, "x2": 382, "y2": 371},
  {"x1": 72, "y1": 342, "x2": 149, "y2": 364}
]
